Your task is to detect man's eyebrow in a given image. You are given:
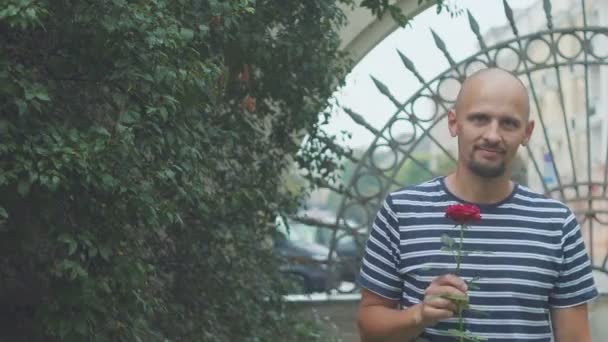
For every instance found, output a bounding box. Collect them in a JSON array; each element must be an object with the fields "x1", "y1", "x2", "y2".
[
  {"x1": 499, "y1": 113, "x2": 523, "y2": 122},
  {"x1": 468, "y1": 112, "x2": 522, "y2": 120},
  {"x1": 467, "y1": 112, "x2": 489, "y2": 118}
]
